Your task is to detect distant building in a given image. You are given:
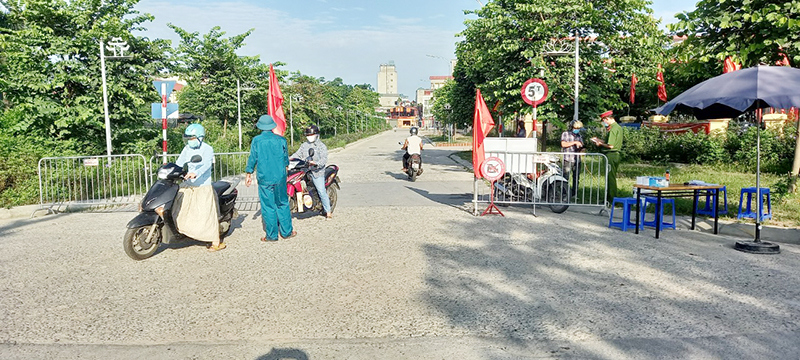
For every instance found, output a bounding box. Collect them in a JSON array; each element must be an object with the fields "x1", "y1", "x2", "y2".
[
  {"x1": 415, "y1": 74, "x2": 454, "y2": 128},
  {"x1": 377, "y1": 62, "x2": 400, "y2": 109}
]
